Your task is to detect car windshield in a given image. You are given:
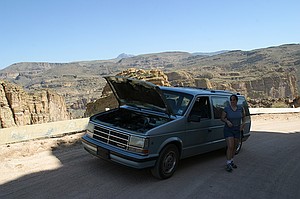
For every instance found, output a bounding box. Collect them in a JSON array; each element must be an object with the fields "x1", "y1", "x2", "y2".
[{"x1": 162, "y1": 90, "x2": 193, "y2": 116}]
